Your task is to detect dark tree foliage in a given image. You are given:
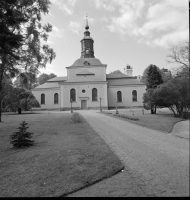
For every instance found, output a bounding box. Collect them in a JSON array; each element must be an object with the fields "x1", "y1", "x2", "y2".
[
  {"x1": 14, "y1": 71, "x2": 39, "y2": 90},
  {"x1": 142, "y1": 64, "x2": 163, "y2": 88},
  {"x1": 10, "y1": 120, "x2": 34, "y2": 148},
  {"x1": 109, "y1": 70, "x2": 123, "y2": 74},
  {"x1": 0, "y1": 0, "x2": 26, "y2": 60},
  {"x1": 4, "y1": 87, "x2": 40, "y2": 113},
  {"x1": 1, "y1": 78, "x2": 40, "y2": 113},
  {"x1": 152, "y1": 70, "x2": 190, "y2": 118},
  {"x1": 147, "y1": 65, "x2": 163, "y2": 89},
  {"x1": 0, "y1": 0, "x2": 55, "y2": 122},
  {"x1": 37, "y1": 73, "x2": 57, "y2": 85},
  {"x1": 142, "y1": 65, "x2": 163, "y2": 114}
]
